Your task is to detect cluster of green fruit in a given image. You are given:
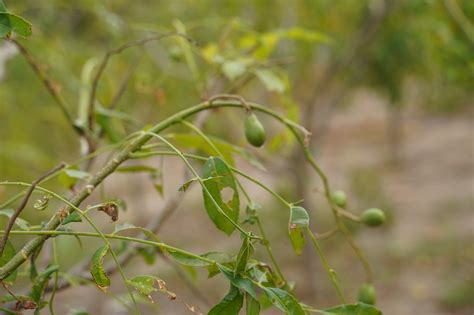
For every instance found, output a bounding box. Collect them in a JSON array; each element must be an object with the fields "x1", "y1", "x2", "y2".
[
  {"x1": 331, "y1": 190, "x2": 386, "y2": 227},
  {"x1": 331, "y1": 190, "x2": 385, "y2": 305},
  {"x1": 244, "y1": 113, "x2": 382, "y2": 306}
]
